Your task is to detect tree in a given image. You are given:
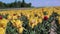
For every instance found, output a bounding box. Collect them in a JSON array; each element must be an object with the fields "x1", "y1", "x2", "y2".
[{"x1": 0, "y1": 0, "x2": 32, "y2": 8}]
